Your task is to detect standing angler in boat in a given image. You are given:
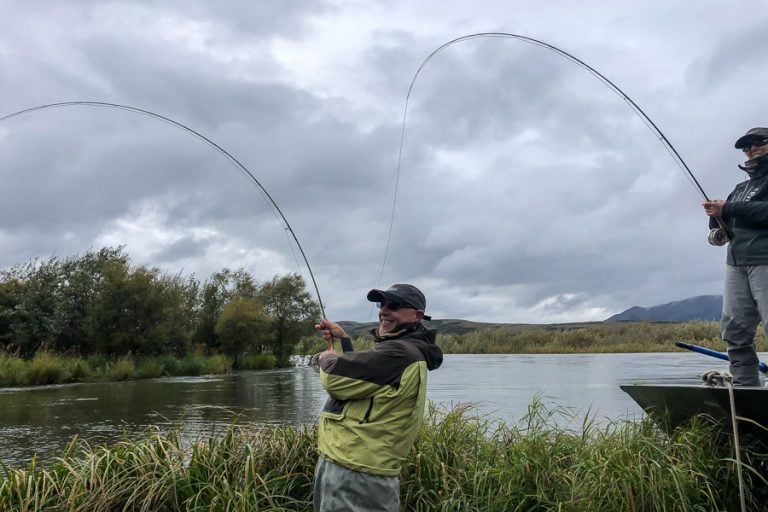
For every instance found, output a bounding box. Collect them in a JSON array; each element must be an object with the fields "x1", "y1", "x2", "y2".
[
  {"x1": 703, "y1": 127, "x2": 768, "y2": 386},
  {"x1": 311, "y1": 284, "x2": 443, "y2": 512}
]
